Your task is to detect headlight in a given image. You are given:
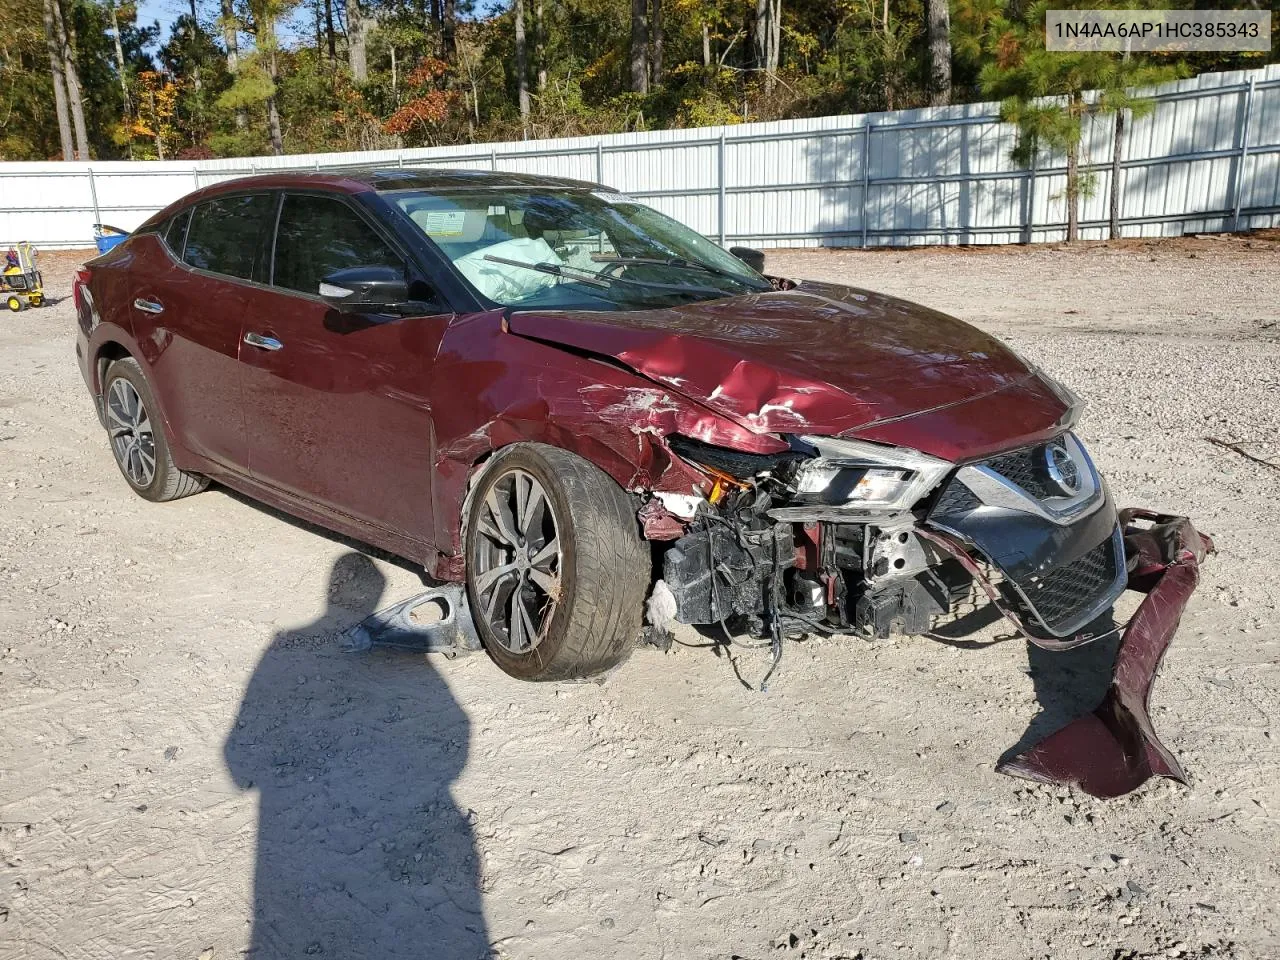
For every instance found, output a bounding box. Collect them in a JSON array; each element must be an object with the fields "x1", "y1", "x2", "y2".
[{"x1": 792, "y1": 436, "x2": 952, "y2": 511}]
